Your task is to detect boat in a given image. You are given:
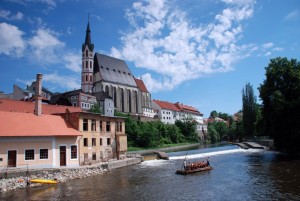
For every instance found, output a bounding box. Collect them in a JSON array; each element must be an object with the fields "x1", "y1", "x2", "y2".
[
  {"x1": 176, "y1": 166, "x2": 213, "y2": 175},
  {"x1": 30, "y1": 179, "x2": 58, "y2": 184}
]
